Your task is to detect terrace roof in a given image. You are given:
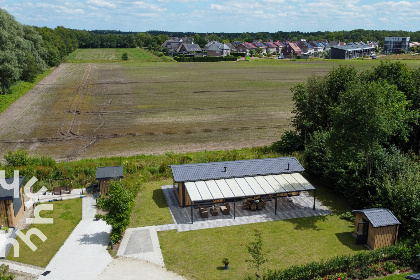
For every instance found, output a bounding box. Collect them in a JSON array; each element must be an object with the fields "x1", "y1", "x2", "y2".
[
  {"x1": 184, "y1": 173, "x2": 315, "y2": 202},
  {"x1": 96, "y1": 166, "x2": 123, "y2": 180},
  {"x1": 170, "y1": 157, "x2": 304, "y2": 183}
]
